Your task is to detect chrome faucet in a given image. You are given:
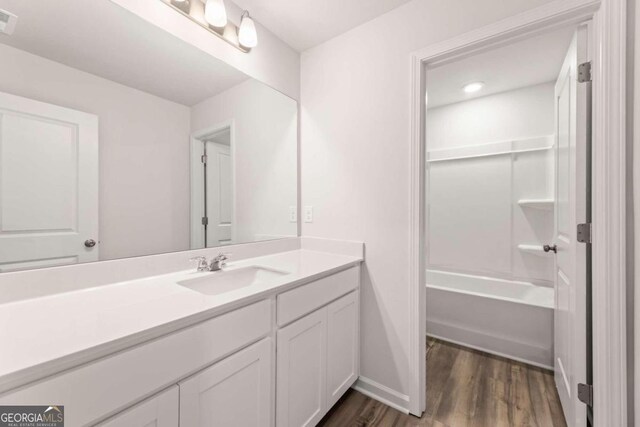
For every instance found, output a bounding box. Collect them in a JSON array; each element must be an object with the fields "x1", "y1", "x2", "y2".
[
  {"x1": 189, "y1": 253, "x2": 230, "y2": 272},
  {"x1": 209, "y1": 253, "x2": 229, "y2": 271}
]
